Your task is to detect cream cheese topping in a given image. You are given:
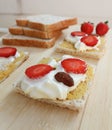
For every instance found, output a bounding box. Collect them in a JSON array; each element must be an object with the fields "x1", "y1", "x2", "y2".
[
  {"x1": 20, "y1": 55, "x2": 86, "y2": 100},
  {"x1": 0, "y1": 51, "x2": 20, "y2": 70},
  {"x1": 65, "y1": 34, "x2": 101, "y2": 51}
]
